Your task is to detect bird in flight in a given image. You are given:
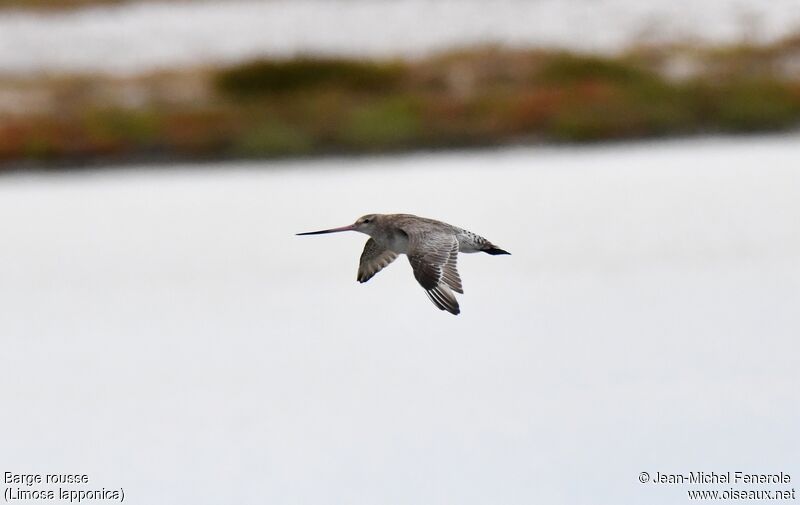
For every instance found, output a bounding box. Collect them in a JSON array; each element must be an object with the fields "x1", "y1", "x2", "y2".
[{"x1": 297, "y1": 213, "x2": 509, "y2": 315}]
